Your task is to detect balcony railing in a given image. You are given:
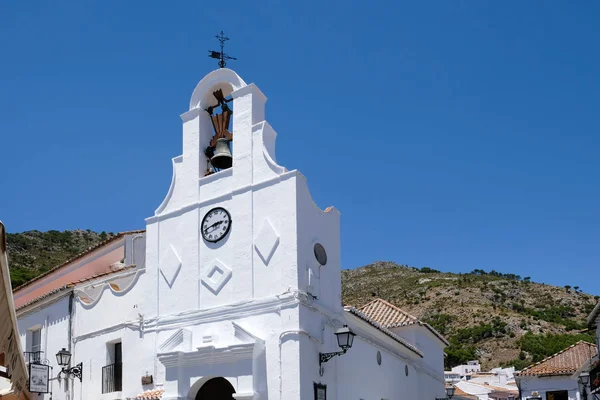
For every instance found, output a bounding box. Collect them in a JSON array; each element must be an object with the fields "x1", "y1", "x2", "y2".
[
  {"x1": 23, "y1": 351, "x2": 43, "y2": 364},
  {"x1": 102, "y1": 363, "x2": 122, "y2": 393}
]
